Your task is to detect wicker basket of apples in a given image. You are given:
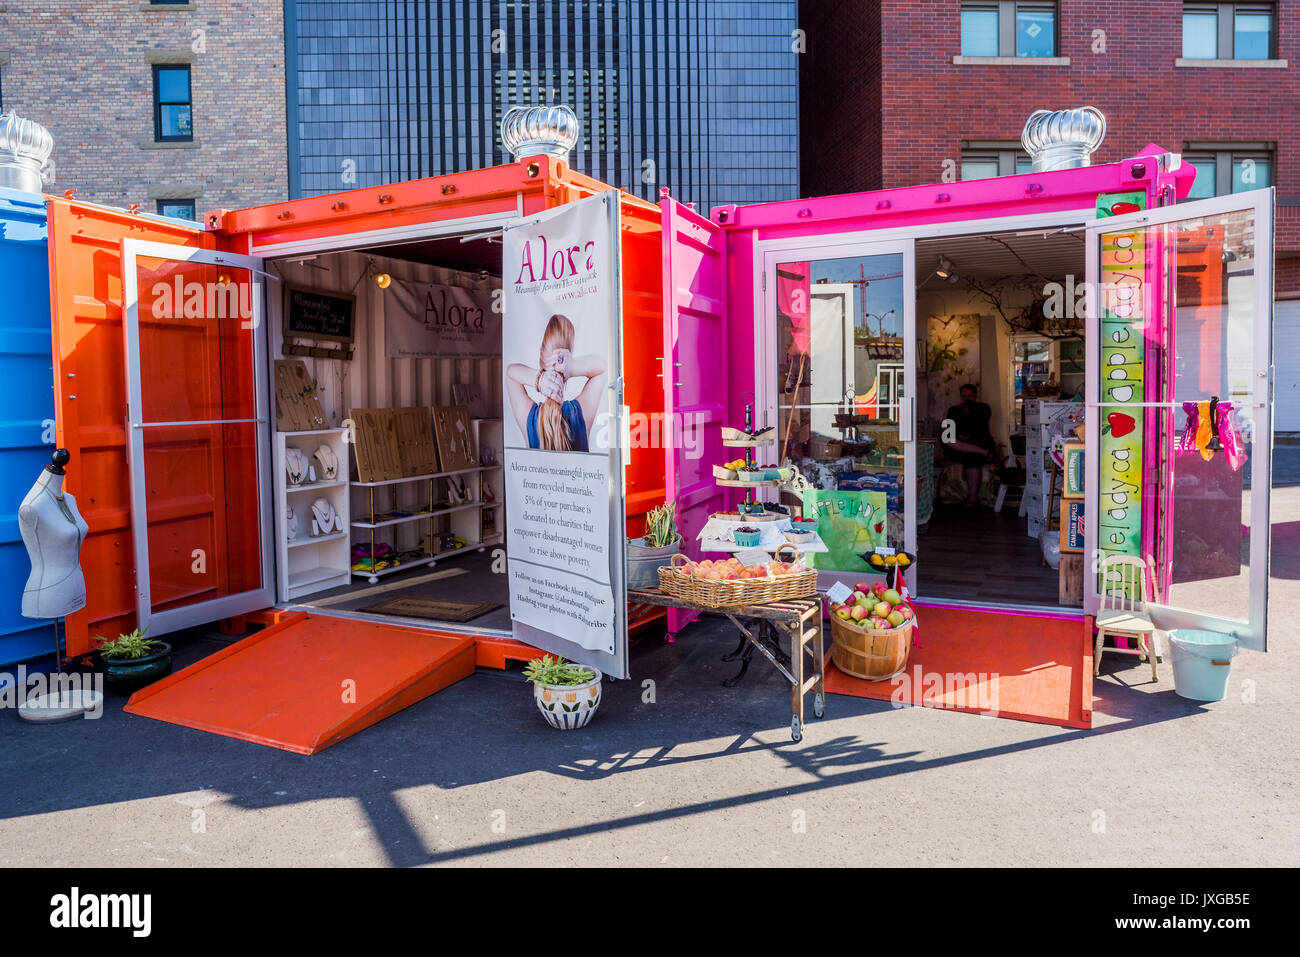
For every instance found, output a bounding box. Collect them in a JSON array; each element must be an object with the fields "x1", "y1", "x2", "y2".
[
  {"x1": 658, "y1": 544, "x2": 817, "y2": 607},
  {"x1": 827, "y1": 582, "x2": 915, "y2": 681}
]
